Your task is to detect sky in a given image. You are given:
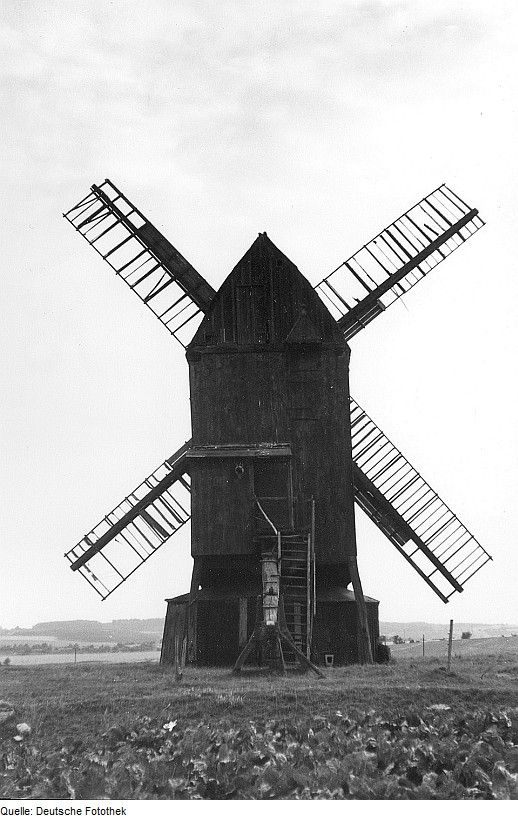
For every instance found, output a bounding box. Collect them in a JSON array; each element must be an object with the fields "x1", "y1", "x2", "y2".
[{"x1": 1, "y1": 0, "x2": 517, "y2": 629}]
